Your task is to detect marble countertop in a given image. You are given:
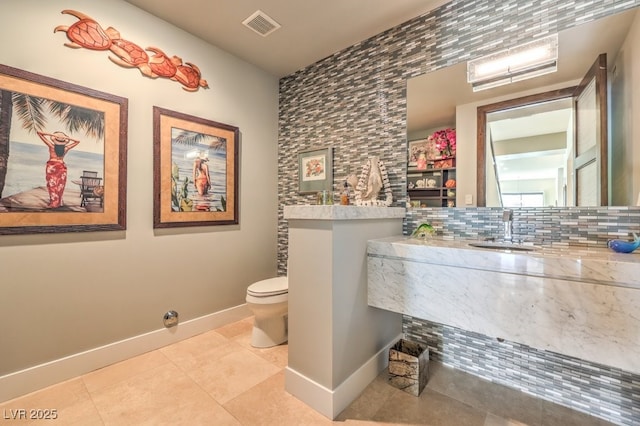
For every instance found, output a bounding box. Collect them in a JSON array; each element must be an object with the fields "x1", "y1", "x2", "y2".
[
  {"x1": 368, "y1": 236, "x2": 640, "y2": 289},
  {"x1": 284, "y1": 205, "x2": 406, "y2": 220}
]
